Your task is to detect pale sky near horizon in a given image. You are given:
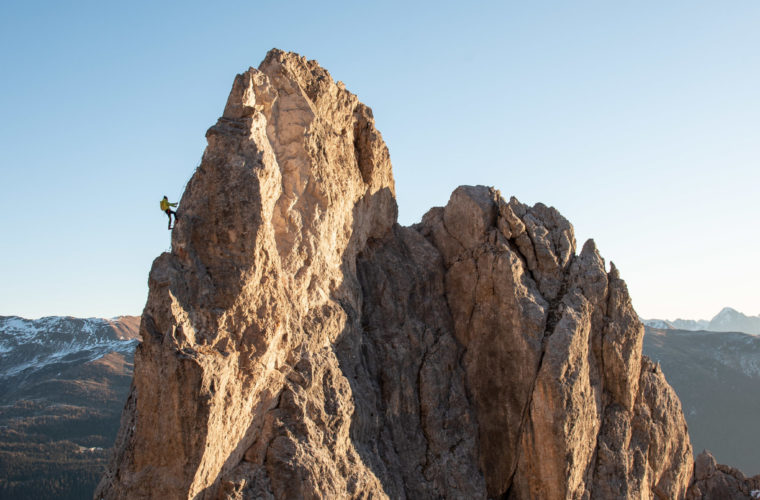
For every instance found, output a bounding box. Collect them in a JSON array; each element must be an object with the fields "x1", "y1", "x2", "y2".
[{"x1": 0, "y1": 1, "x2": 758, "y2": 321}]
